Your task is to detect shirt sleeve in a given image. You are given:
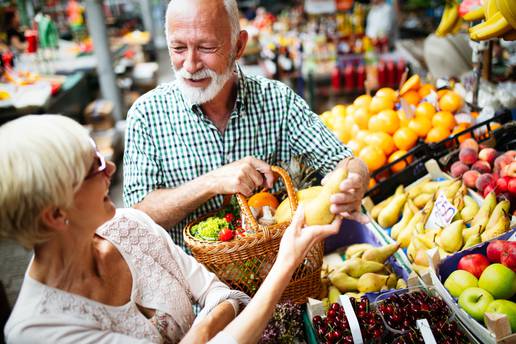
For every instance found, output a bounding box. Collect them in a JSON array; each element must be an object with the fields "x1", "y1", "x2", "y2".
[
  {"x1": 286, "y1": 91, "x2": 353, "y2": 175},
  {"x1": 123, "y1": 104, "x2": 163, "y2": 207},
  {"x1": 6, "y1": 316, "x2": 153, "y2": 344},
  {"x1": 129, "y1": 209, "x2": 251, "y2": 321}
]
